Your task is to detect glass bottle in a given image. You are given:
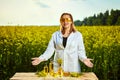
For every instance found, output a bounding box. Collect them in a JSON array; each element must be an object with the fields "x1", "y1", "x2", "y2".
[
  {"x1": 57, "y1": 58, "x2": 63, "y2": 77},
  {"x1": 58, "y1": 63, "x2": 63, "y2": 77},
  {"x1": 49, "y1": 59, "x2": 54, "y2": 76},
  {"x1": 44, "y1": 63, "x2": 48, "y2": 74}
]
